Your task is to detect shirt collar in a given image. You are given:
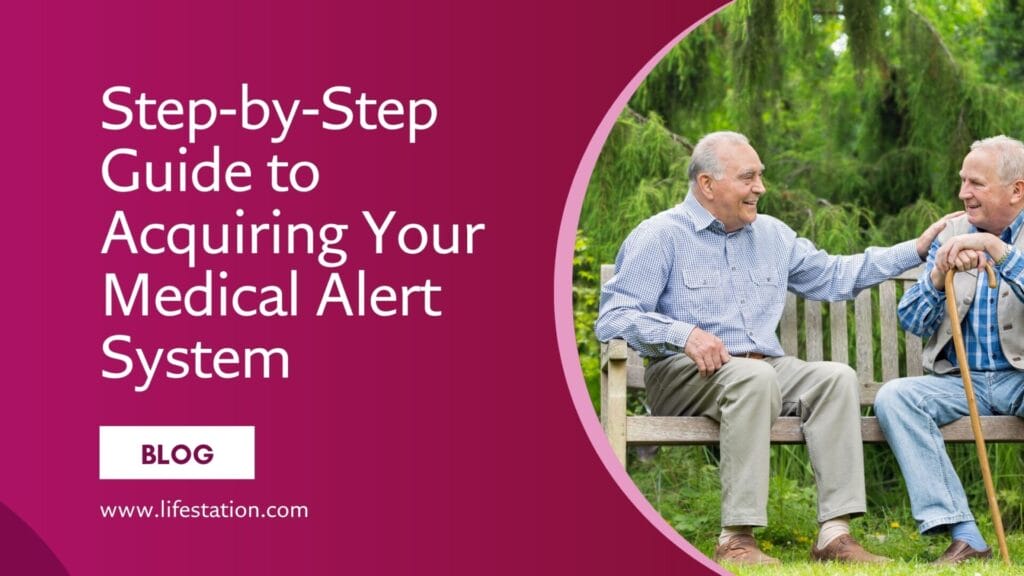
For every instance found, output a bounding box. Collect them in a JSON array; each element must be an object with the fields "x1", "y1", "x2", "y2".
[
  {"x1": 1007, "y1": 208, "x2": 1024, "y2": 243},
  {"x1": 971, "y1": 207, "x2": 1024, "y2": 243},
  {"x1": 682, "y1": 192, "x2": 728, "y2": 233}
]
